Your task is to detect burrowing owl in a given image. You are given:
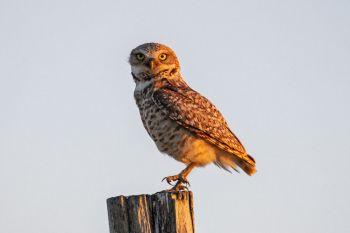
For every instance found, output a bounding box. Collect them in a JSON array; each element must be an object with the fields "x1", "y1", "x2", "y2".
[{"x1": 129, "y1": 43, "x2": 256, "y2": 191}]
